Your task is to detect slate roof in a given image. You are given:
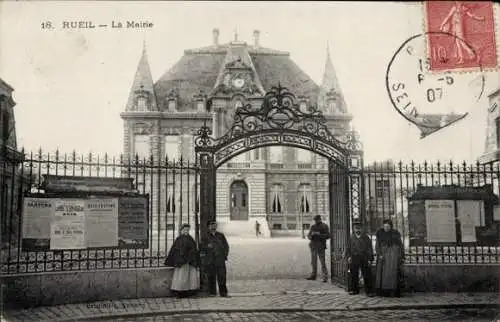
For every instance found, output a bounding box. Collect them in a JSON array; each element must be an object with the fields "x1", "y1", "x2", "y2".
[{"x1": 153, "y1": 42, "x2": 321, "y2": 111}]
